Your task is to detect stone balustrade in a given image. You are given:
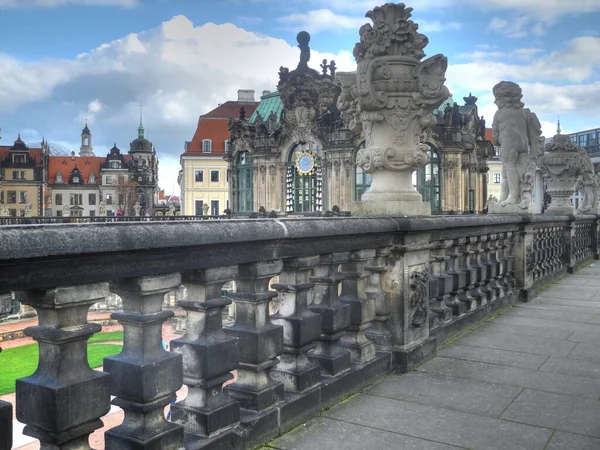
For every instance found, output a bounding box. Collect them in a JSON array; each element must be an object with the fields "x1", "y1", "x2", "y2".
[{"x1": 0, "y1": 214, "x2": 598, "y2": 450}]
